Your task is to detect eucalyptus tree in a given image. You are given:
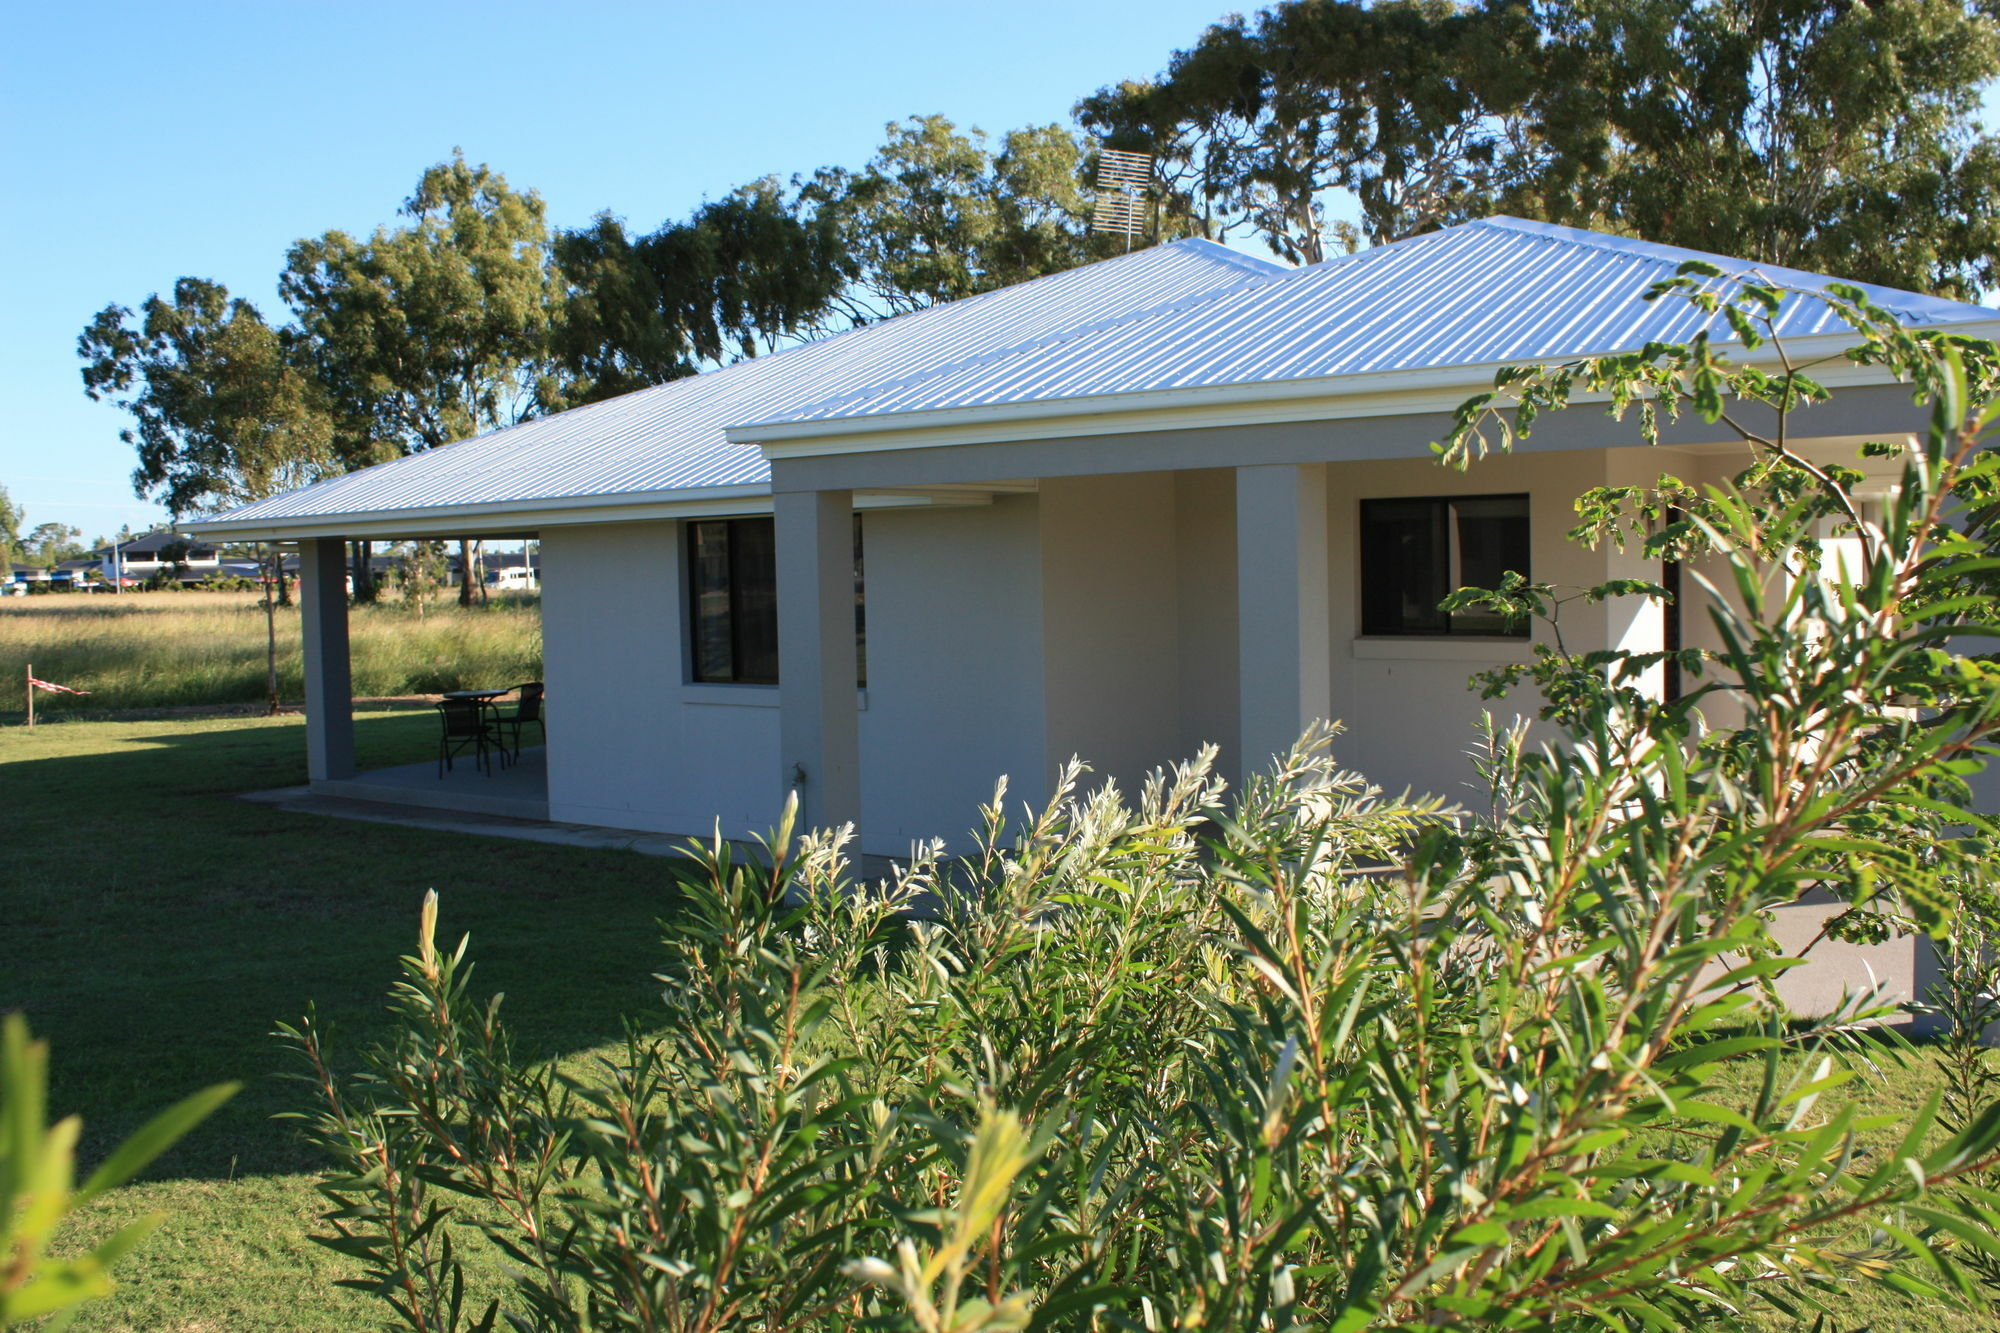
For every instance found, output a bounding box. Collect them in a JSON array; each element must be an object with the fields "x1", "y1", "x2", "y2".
[
  {"x1": 19, "y1": 524, "x2": 84, "y2": 569},
  {"x1": 1077, "y1": 0, "x2": 1555, "y2": 263},
  {"x1": 282, "y1": 153, "x2": 560, "y2": 603},
  {"x1": 79, "y1": 279, "x2": 338, "y2": 520},
  {"x1": 795, "y1": 115, "x2": 1143, "y2": 318},
  {"x1": 1530, "y1": 0, "x2": 2000, "y2": 298},
  {"x1": 1080, "y1": 0, "x2": 2000, "y2": 291},
  {"x1": 549, "y1": 180, "x2": 850, "y2": 406},
  {"x1": 77, "y1": 277, "x2": 338, "y2": 708}
]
